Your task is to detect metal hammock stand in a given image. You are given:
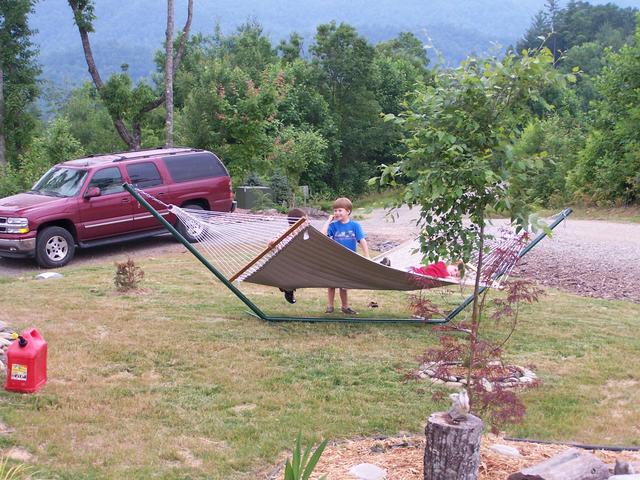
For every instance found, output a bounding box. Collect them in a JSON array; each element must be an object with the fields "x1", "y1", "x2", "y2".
[{"x1": 124, "y1": 184, "x2": 572, "y2": 325}]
